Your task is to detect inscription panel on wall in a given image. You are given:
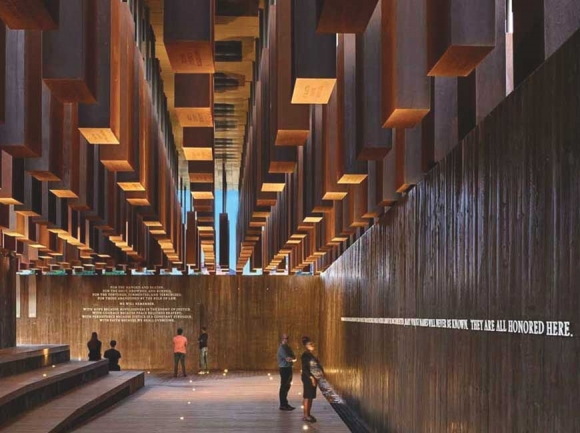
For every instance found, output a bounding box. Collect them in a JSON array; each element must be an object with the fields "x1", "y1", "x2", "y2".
[{"x1": 82, "y1": 284, "x2": 193, "y2": 323}]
